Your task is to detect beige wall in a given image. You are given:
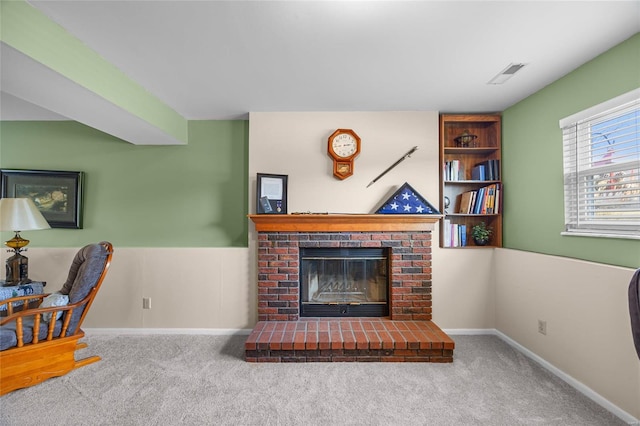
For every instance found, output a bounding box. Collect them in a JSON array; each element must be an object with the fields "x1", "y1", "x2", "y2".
[
  {"x1": 21, "y1": 247, "x2": 255, "y2": 330},
  {"x1": 494, "y1": 248, "x2": 639, "y2": 420},
  {"x1": 248, "y1": 111, "x2": 441, "y2": 214}
]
